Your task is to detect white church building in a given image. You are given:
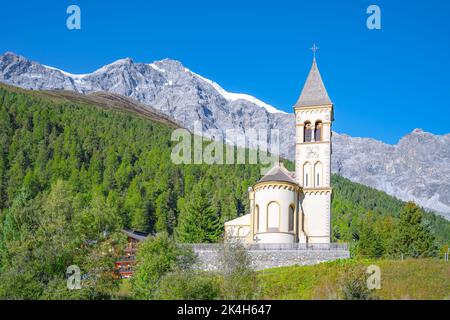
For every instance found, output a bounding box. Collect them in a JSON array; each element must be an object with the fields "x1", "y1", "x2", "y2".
[{"x1": 225, "y1": 56, "x2": 334, "y2": 244}]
